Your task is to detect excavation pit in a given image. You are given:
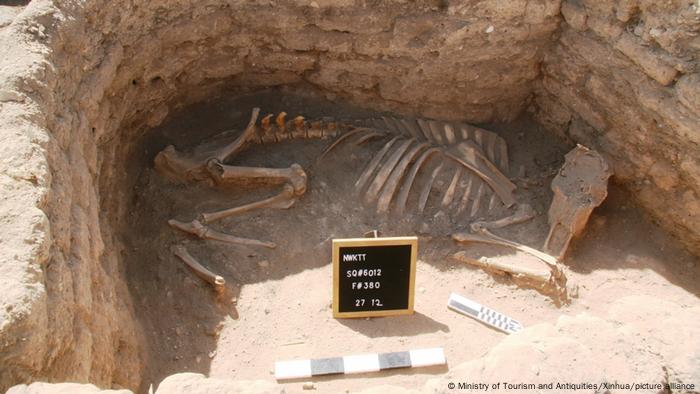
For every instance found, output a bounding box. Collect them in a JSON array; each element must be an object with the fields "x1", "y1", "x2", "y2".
[
  {"x1": 1, "y1": 1, "x2": 699, "y2": 393},
  {"x1": 123, "y1": 90, "x2": 699, "y2": 392}
]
